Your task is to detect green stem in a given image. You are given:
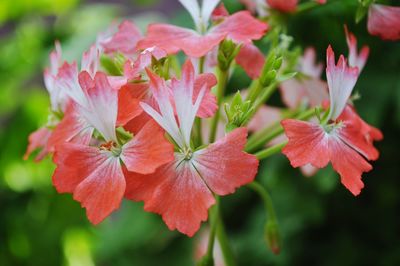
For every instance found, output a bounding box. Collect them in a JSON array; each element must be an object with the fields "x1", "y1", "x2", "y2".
[
  {"x1": 209, "y1": 67, "x2": 229, "y2": 143},
  {"x1": 199, "y1": 56, "x2": 205, "y2": 74},
  {"x1": 247, "y1": 181, "x2": 277, "y2": 221},
  {"x1": 204, "y1": 201, "x2": 219, "y2": 264},
  {"x1": 245, "y1": 107, "x2": 315, "y2": 153},
  {"x1": 254, "y1": 142, "x2": 287, "y2": 160},
  {"x1": 216, "y1": 213, "x2": 236, "y2": 266}
]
